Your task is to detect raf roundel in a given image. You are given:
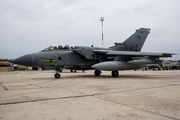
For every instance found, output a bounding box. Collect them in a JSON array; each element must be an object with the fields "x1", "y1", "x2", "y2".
[{"x1": 58, "y1": 57, "x2": 62, "y2": 60}]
